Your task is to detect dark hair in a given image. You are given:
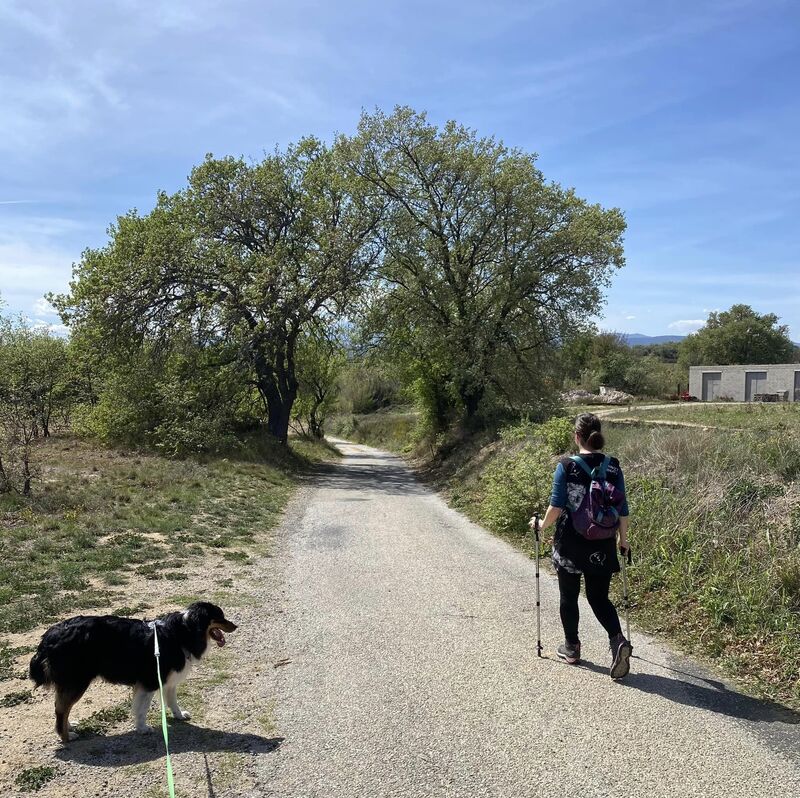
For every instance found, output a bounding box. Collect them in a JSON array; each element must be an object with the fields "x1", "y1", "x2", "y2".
[{"x1": 575, "y1": 413, "x2": 605, "y2": 450}]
